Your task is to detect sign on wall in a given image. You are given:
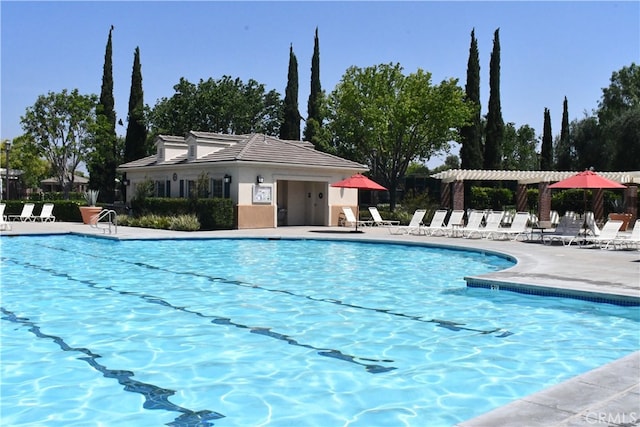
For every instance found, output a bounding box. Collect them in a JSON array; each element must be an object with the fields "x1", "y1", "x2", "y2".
[{"x1": 253, "y1": 184, "x2": 273, "y2": 204}]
